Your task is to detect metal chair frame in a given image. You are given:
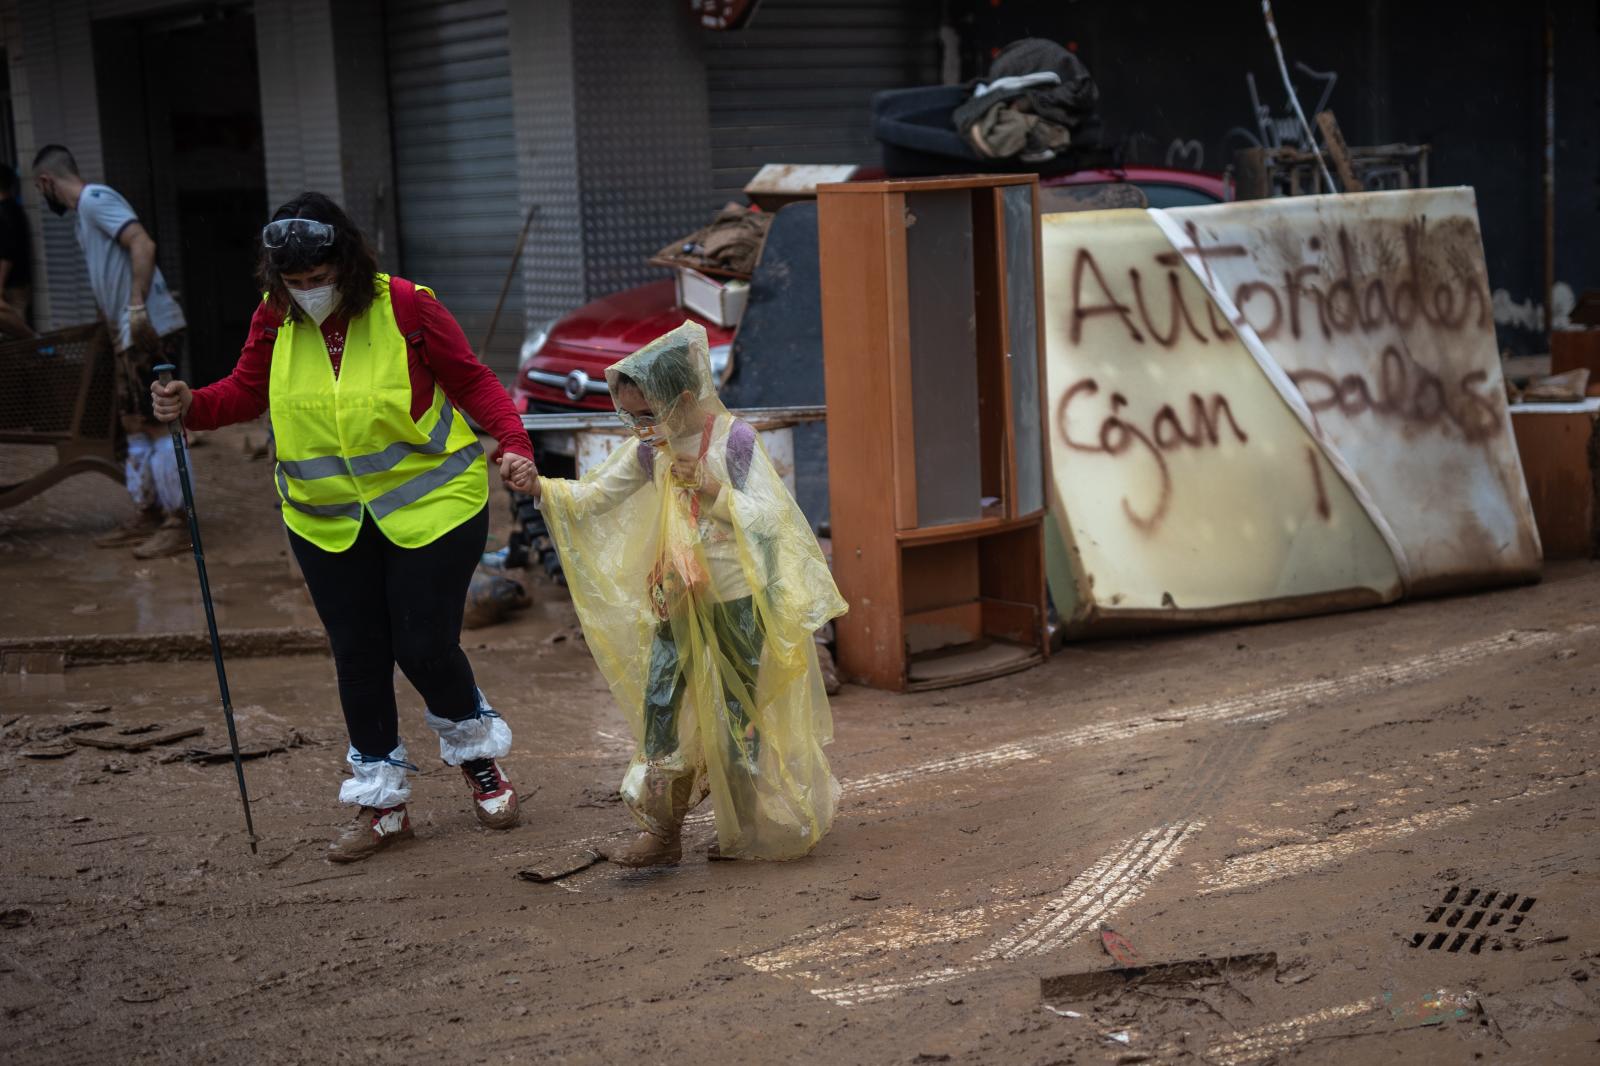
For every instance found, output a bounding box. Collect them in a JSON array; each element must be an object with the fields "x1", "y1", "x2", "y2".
[{"x1": 0, "y1": 323, "x2": 123, "y2": 510}]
